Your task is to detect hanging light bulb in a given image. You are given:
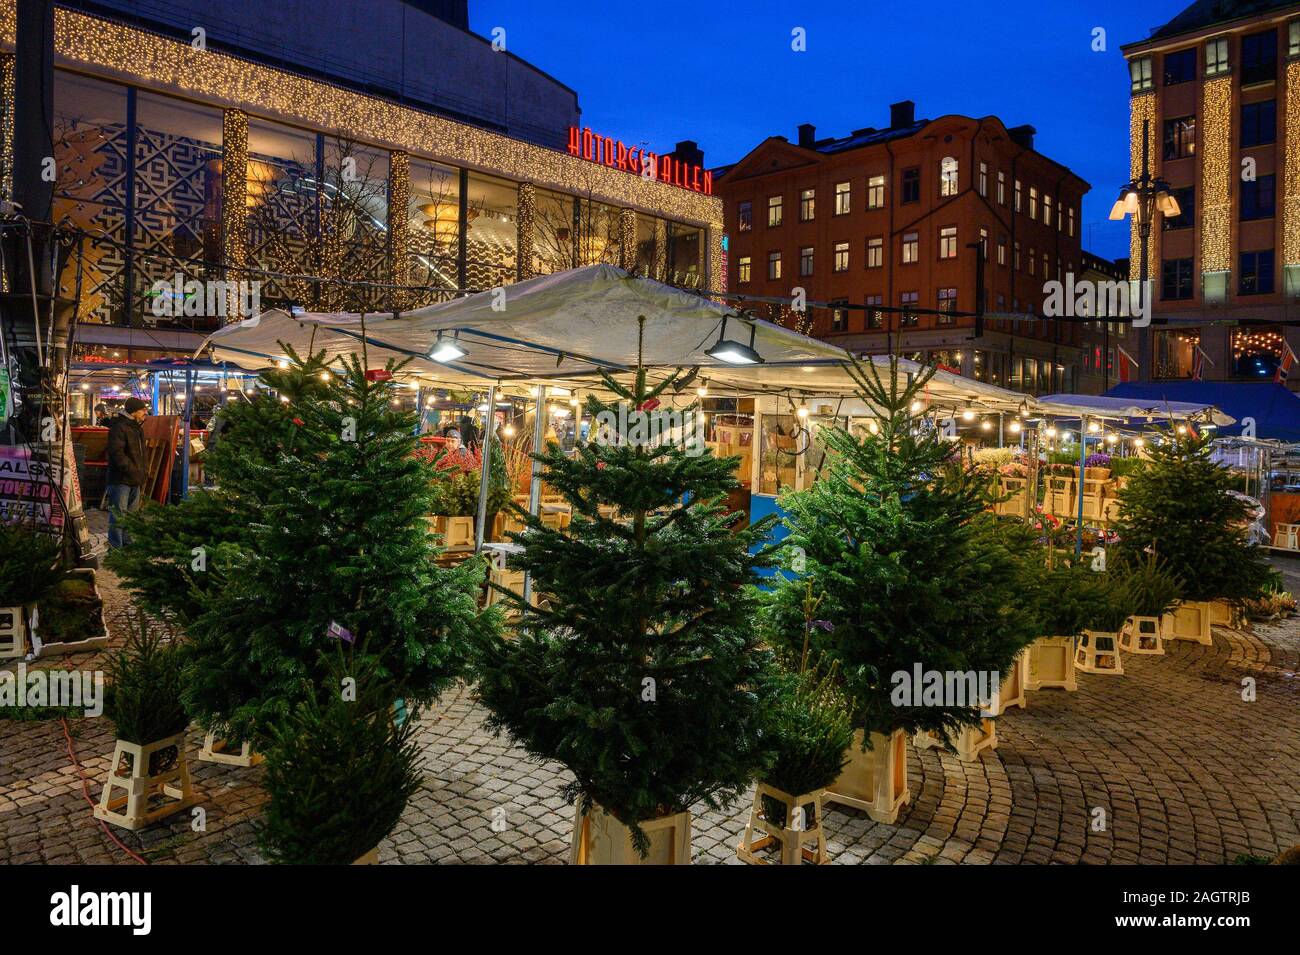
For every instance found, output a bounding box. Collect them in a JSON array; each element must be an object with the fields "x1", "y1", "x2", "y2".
[
  {"x1": 1009, "y1": 420, "x2": 1022, "y2": 434},
  {"x1": 696, "y1": 381, "x2": 709, "y2": 398},
  {"x1": 868, "y1": 419, "x2": 880, "y2": 435},
  {"x1": 980, "y1": 418, "x2": 992, "y2": 431},
  {"x1": 503, "y1": 423, "x2": 516, "y2": 437},
  {"x1": 796, "y1": 404, "x2": 810, "y2": 420},
  {"x1": 1105, "y1": 433, "x2": 1118, "y2": 445},
  {"x1": 1088, "y1": 421, "x2": 1101, "y2": 433},
  {"x1": 910, "y1": 399, "x2": 924, "y2": 413},
  {"x1": 1177, "y1": 424, "x2": 1187, "y2": 435},
  {"x1": 1046, "y1": 426, "x2": 1058, "y2": 438},
  {"x1": 961, "y1": 404, "x2": 976, "y2": 422},
  {"x1": 318, "y1": 371, "x2": 329, "y2": 381},
  {"x1": 1134, "y1": 437, "x2": 1145, "y2": 448},
  {"x1": 276, "y1": 359, "x2": 289, "y2": 369}
]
